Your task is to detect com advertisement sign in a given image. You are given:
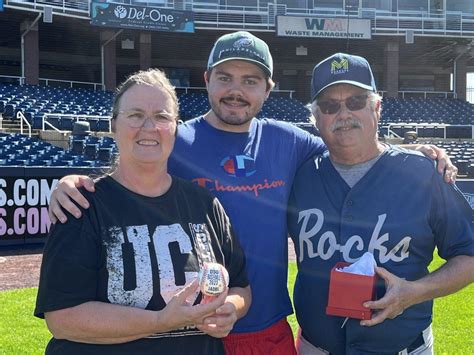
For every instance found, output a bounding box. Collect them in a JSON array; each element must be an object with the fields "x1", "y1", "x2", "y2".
[
  {"x1": 0, "y1": 167, "x2": 97, "y2": 245},
  {"x1": 0, "y1": 167, "x2": 472, "y2": 246},
  {"x1": 90, "y1": 1, "x2": 194, "y2": 33}
]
